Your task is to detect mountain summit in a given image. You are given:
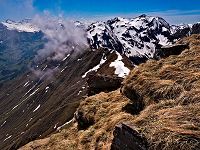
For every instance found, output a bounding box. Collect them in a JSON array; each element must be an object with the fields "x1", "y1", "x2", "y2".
[{"x1": 87, "y1": 15, "x2": 200, "y2": 62}]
